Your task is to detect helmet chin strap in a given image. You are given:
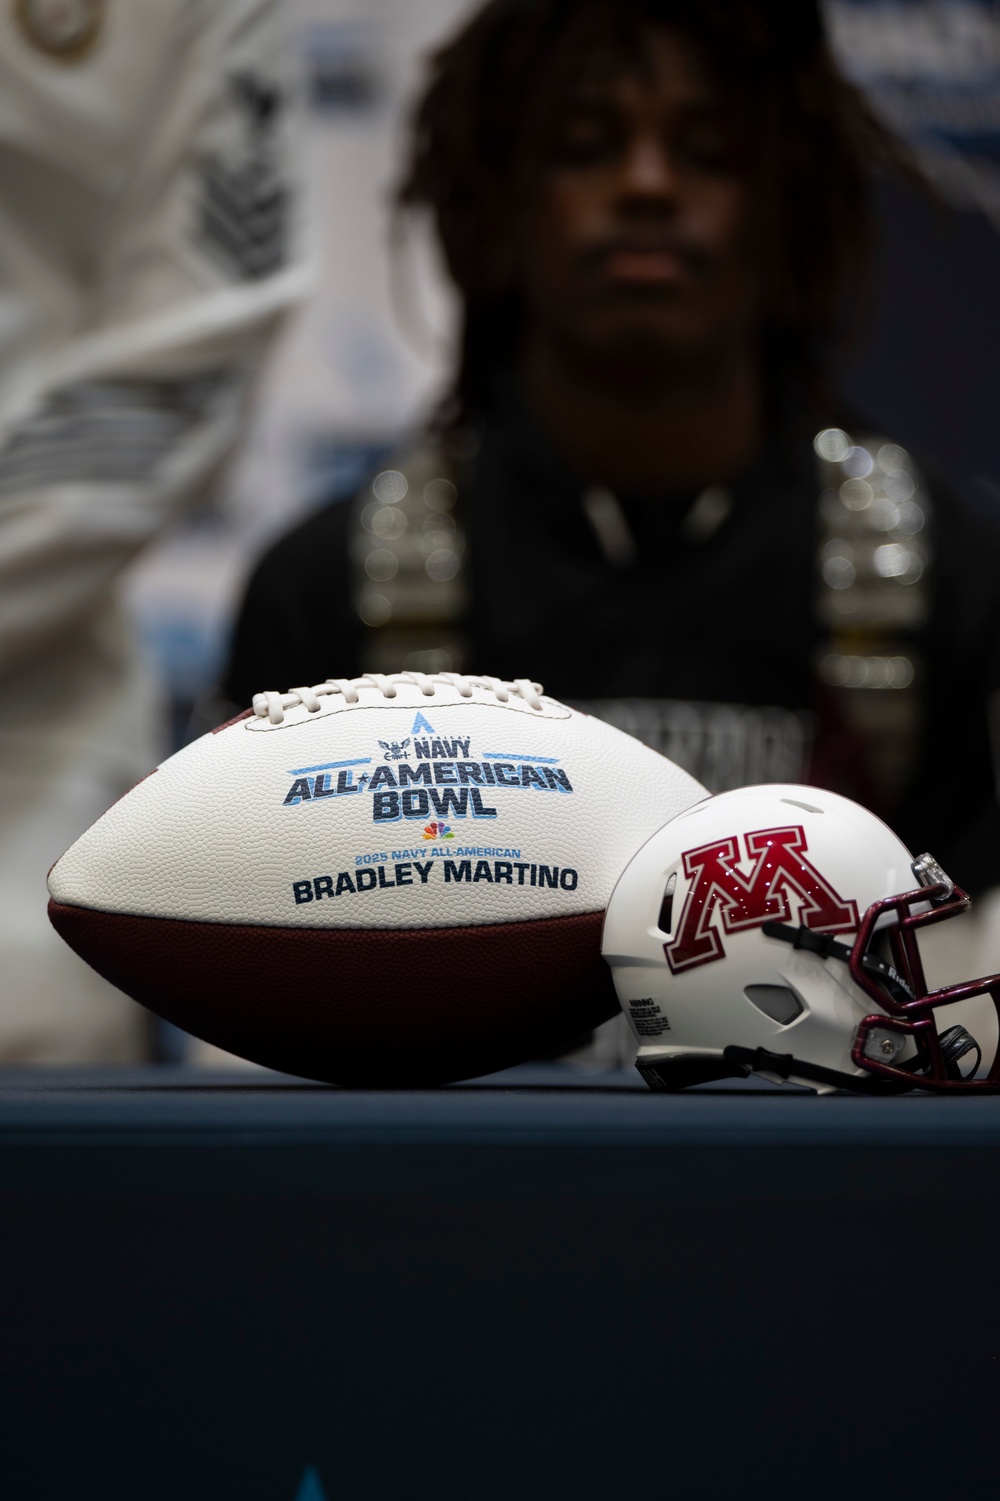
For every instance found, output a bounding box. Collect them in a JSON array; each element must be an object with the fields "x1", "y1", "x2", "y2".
[
  {"x1": 752, "y1": 921, "x2": 981, "y2": 1089},
  {"x1": 634, "y1": 1045, "x2": 907, "y2": 1093},
  {"x1": 720, "y1": 1044, "x2": 910, "y2": 1094},
  {"x1": 761, "y1": 920, "x2": 916, "y2": 1007},
  {"x1": 637, "y1": 919, "x2": 991, "y2": 1093},
  {"x1": 720, "y1": 1031, "x2": 982, "y2": 1092},
  {"x1": 633, "y1": 912, "x2": 984, "y2": 1092}
]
